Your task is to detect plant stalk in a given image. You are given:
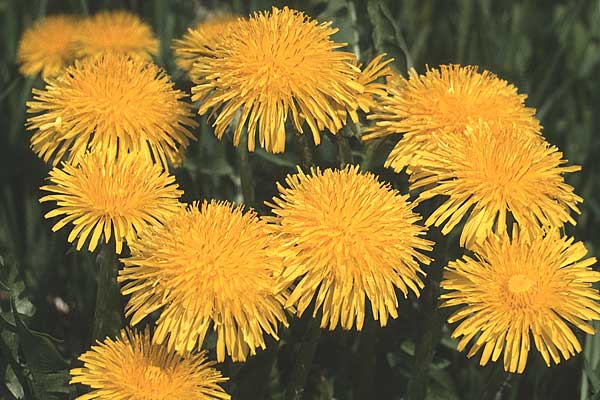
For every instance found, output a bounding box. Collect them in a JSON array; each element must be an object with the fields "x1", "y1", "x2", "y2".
[
  {"x1": 92, "y1": 244, "x2": 122, "y2": 340},
  {"x1": 285, "y1": 318, "x2": 322, "y2": 400},
  {"x1": 407, "y1": 233, "x2": 447, "y2": 400},
  {"x1": 238, "y1": 133, "x2": 256, "y2": 207}
]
